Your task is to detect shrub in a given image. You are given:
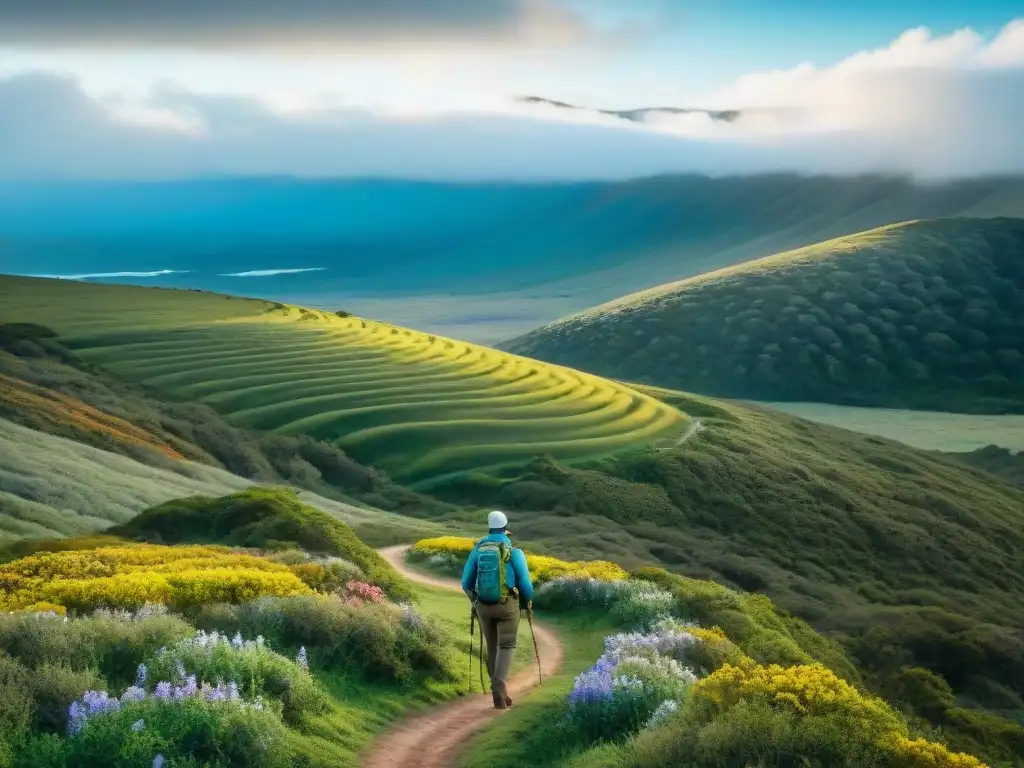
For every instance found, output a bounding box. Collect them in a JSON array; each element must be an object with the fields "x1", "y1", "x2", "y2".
[
  {"x1": 146, "y1": 630, "x2": 329, "y2": 724},
  {"x1": 114, "y1": 488, "x2": 411, "y2": 600},
  {"x1": 0, "y1": 610, "x2": 193, "y2": 687},
  {"x1": 691, "y1": 662, "x2": 903, "y2": 743},
  {"x1": 192, "y1": 595, "x2": 458, "y2": 685},
  {"x1": 0, "y1": 545, "x2": 313, "y2": 613},
  {"x1": 535, "y1": 576, "x2": 675, "y2": 629},
  {"x1": 18, "y1": 692, "x2": 291, "y2": 768},
  {"x1": 28, "y1": 664, "x2": 106, "y2": 734},
  {"x1": 0, "y1": 653, "x2": 32, "y2": 757},
  {"x1": 564, "y1": 625, "x2": 698, "y2": 744}
]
